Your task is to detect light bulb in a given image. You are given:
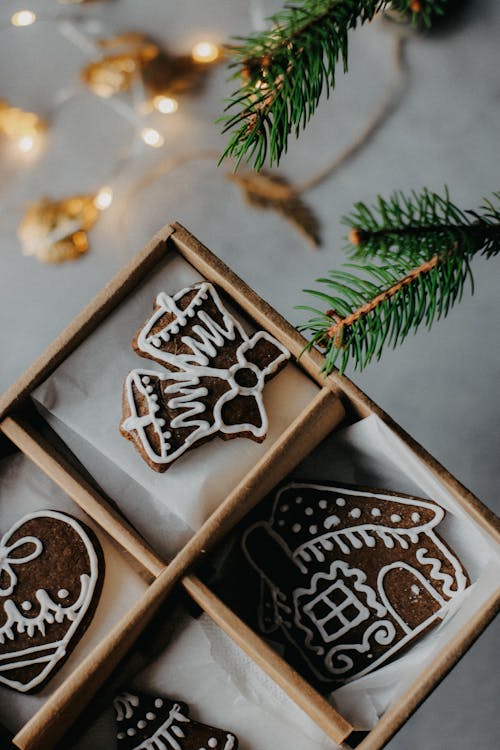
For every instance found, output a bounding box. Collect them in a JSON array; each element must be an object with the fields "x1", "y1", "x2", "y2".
[
  {"x1": 11, "y1": 10, "x2": 37, "y2": 27},
  {"x1": 153, "y1": 96, "x2": 178, "y2": 115},
  {"x1": 141, "y1": 127, "x2": 164, "y2": 148},
  {"x1": 94, "y1": 186, "x2": 113, "y2": 211},
  {"x1": 191, "y1": 41, "x2": 219, "y2": 64},
  {"x1": 17, "y1": 135, "x2": 35, "y2": 152}
]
